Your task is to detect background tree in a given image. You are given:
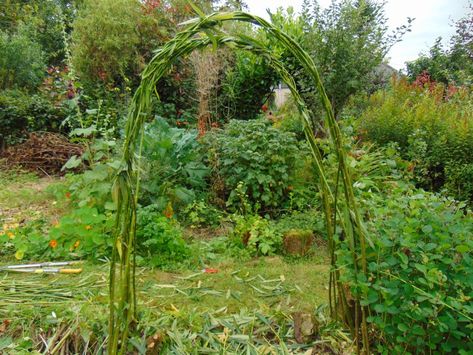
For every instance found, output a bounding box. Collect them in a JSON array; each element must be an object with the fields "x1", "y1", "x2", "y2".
[
  {"x1": 71, "y1": 0, "x2": 144, "y2": 87},
  {"x1": 0, "y1": 24, "x2": 45, "y2": 90},
  {"x1": 0, "y1": 0, "x2": 81, "y2": 66},
  {"x1": 406, "y1": 3, "x2": 473, "y2": 86},
  {"x1": 274, "y1": 0, "x2": 411, "y2": 120}
]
